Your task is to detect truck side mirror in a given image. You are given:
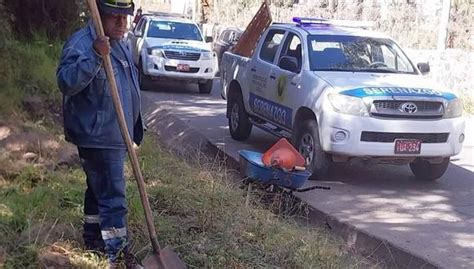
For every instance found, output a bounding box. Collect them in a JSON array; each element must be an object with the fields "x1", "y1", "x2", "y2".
[
  {"x1": 279, "y1": 56, "x2": 299, "y2": 73},
  {"x1": 417, "y1": 62, "x2": 430, "y2": 75},
  {"x1": 205, "y1": 36, "x2": 213, "y2": 43},
  {"x1": 134, "y1": 30, "x2": 142, "y2": 38}
]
